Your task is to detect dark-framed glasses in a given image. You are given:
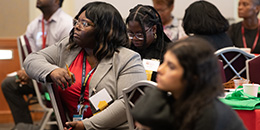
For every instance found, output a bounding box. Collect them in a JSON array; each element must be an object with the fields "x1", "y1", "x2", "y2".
[
  {"x1": 128, "y1": 27, "x2": 152, "y2": 40},
  {"x1": 73, "y1": 19, "x2": 94, "y2": 29}
]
